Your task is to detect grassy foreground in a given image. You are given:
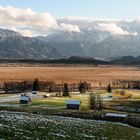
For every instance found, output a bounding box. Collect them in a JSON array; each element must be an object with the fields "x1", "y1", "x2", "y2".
[{"x1": 0, "y1": 111, "x2": 140, "y2": 140}]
